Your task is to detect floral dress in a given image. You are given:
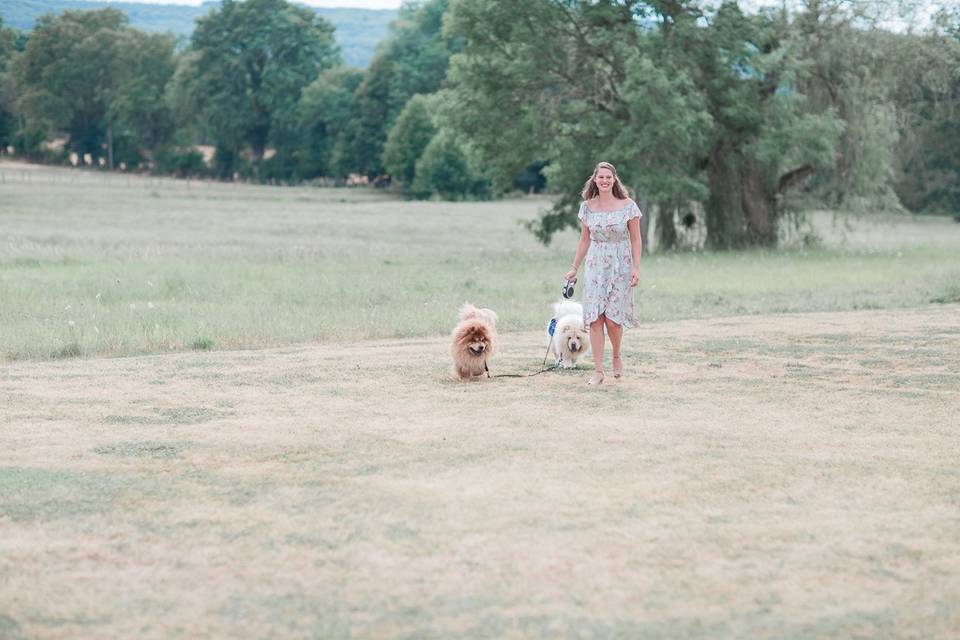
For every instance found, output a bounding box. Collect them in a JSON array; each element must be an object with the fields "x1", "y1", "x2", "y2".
[{"x1": 578, "y1": 199, "x2": 642, "y2": 329}]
